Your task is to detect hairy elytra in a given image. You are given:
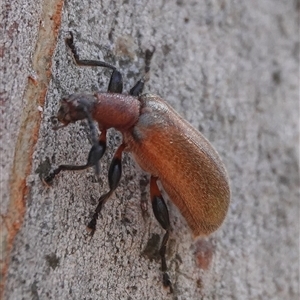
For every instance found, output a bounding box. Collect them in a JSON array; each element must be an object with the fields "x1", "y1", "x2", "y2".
[{"x1": 121, "y1": 93, "x2": 230, "y2": 237}]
